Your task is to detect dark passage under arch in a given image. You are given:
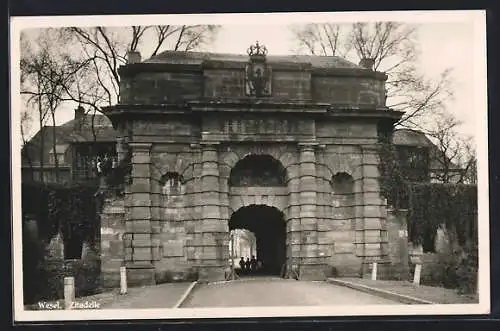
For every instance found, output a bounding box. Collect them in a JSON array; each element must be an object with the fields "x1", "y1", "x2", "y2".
[{"x1": 229, "y1": 204, "x2": 286, "y2": 276}]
